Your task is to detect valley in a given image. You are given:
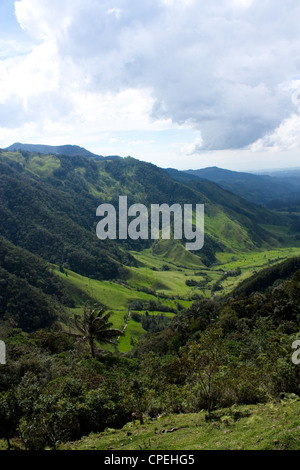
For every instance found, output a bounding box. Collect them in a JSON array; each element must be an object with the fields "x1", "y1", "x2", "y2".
[
  {"x1": 1, "y1": 147, "x2": 300, "y2": 348},
  {"x1": 56, "y1": 243, "x2": 300, "y2": 353},
  {"x1": 1, "y1": 146, "x2": 300, "y2": 451},
  {"x1": 2, "y1": 0, "x2": 300, "y2": 454}
]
